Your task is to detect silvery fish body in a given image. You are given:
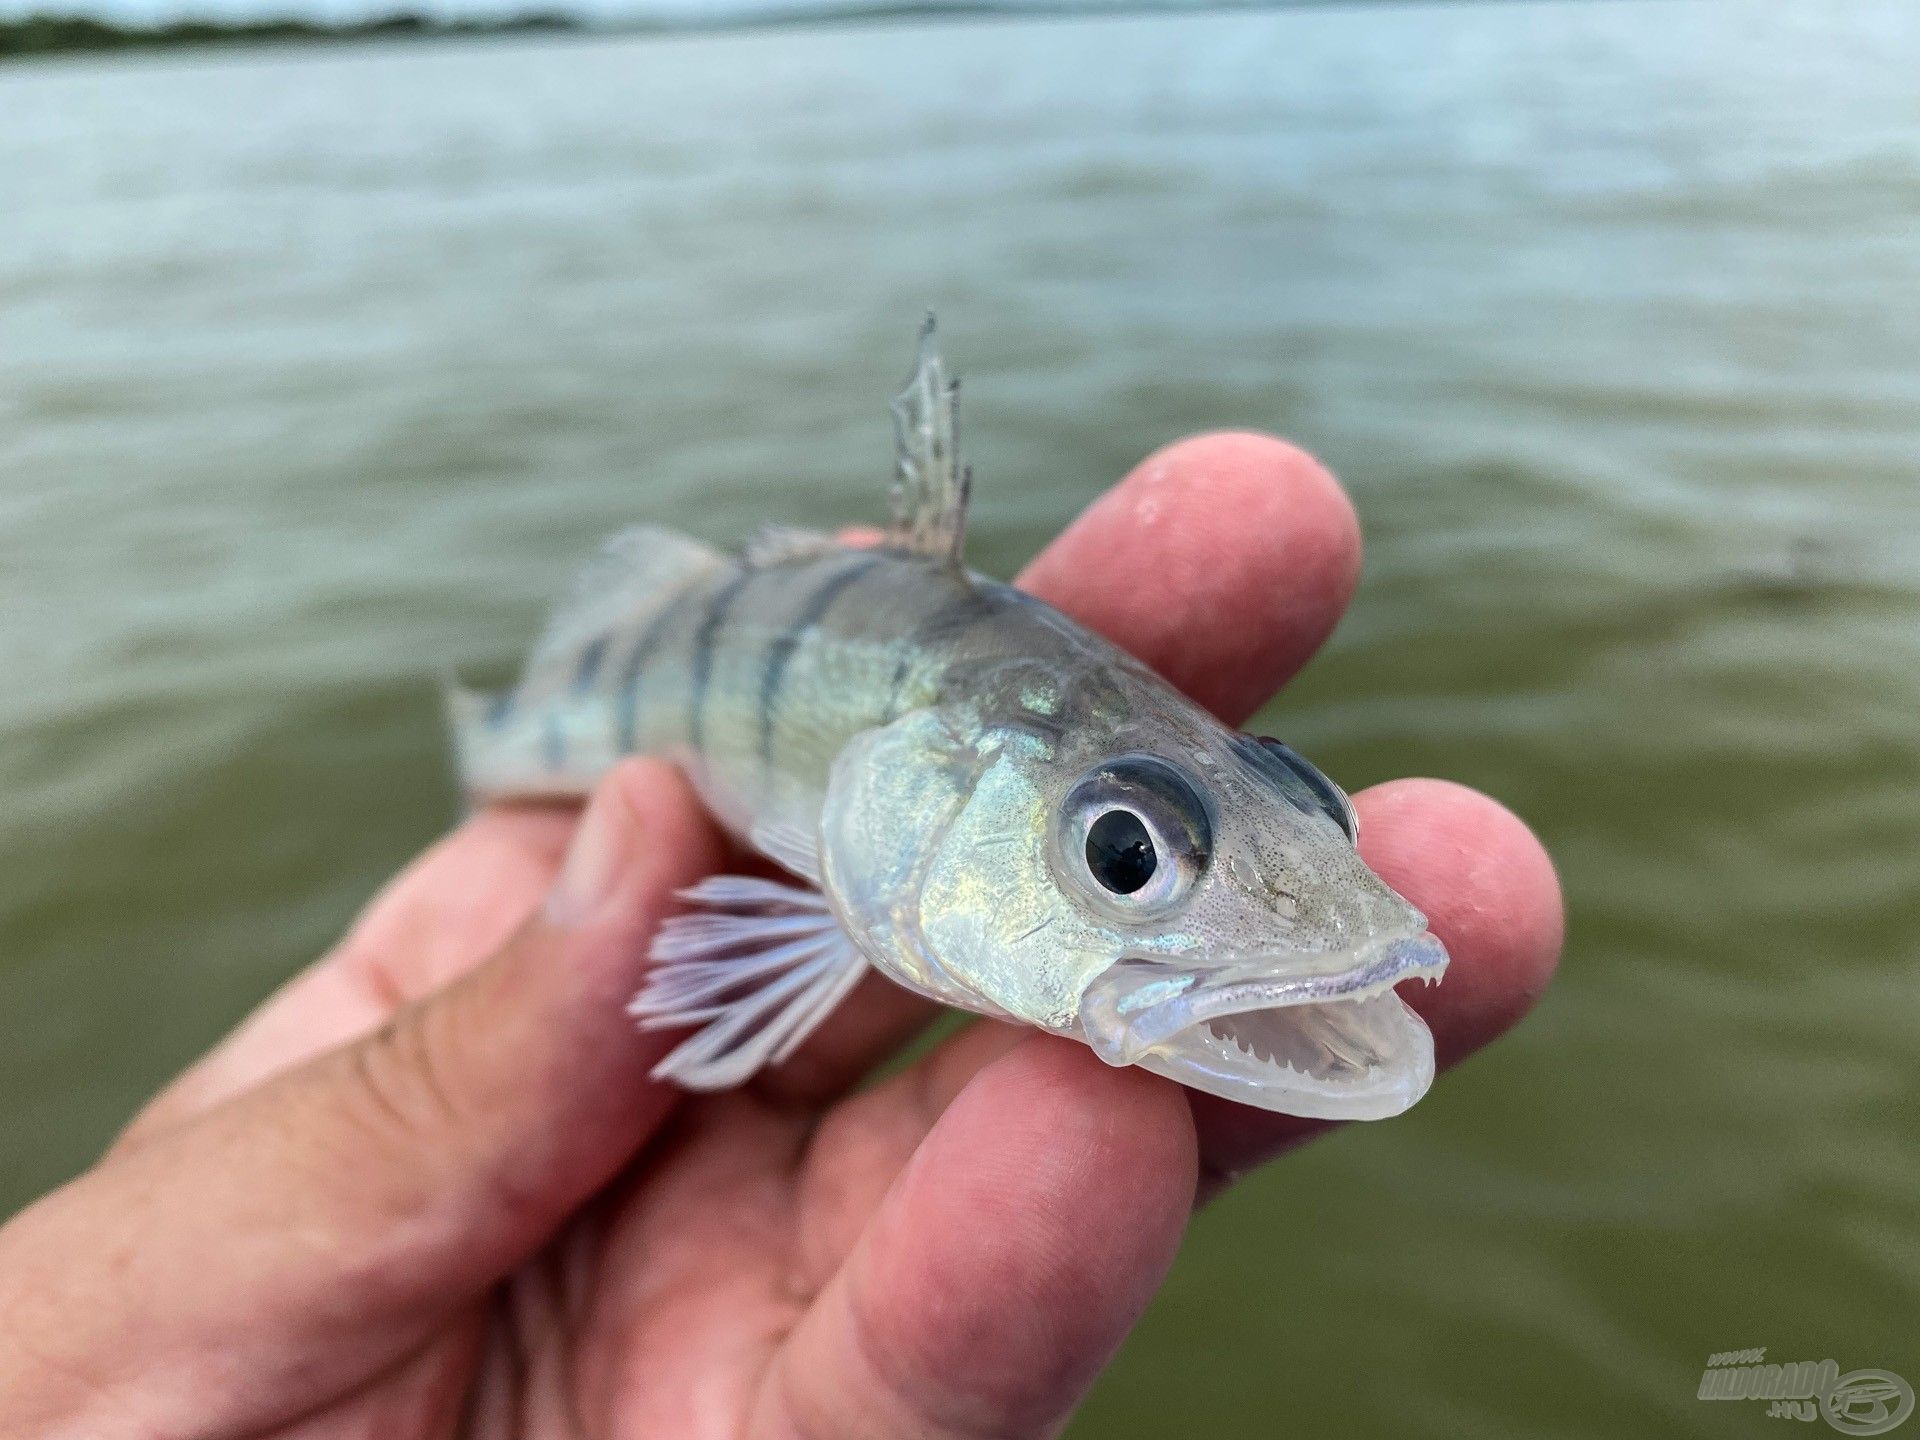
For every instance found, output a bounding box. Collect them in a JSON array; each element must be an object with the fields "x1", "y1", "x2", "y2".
[{"x1": 451, "y1": 325, "x2": 1447, "y2": 1120}]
